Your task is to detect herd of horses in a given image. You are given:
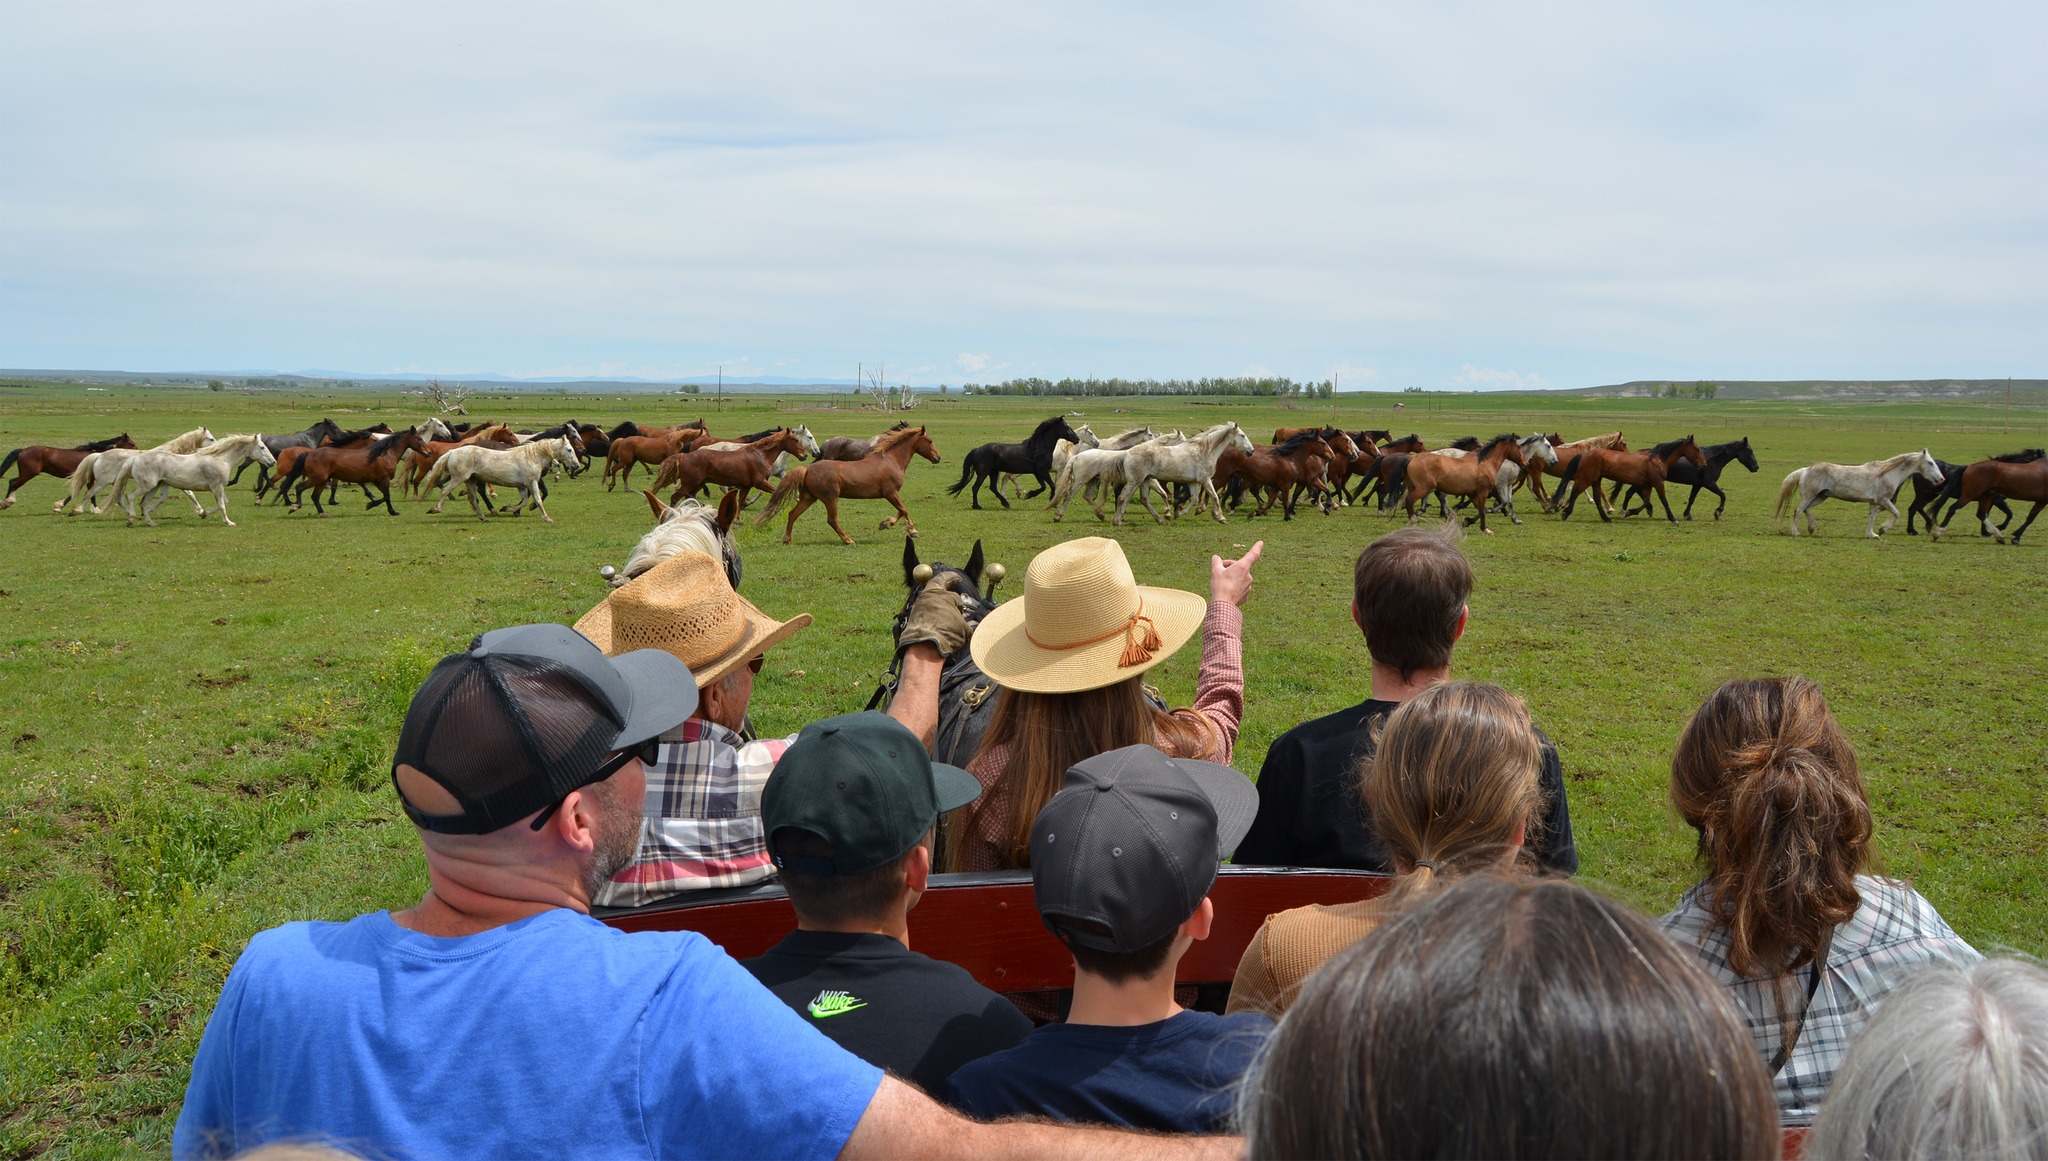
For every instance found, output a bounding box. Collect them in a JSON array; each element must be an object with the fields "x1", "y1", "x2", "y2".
[{"x1": 4, "y1": 411, "x2": 2044, "y2": 545}]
